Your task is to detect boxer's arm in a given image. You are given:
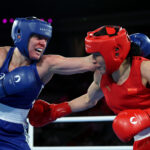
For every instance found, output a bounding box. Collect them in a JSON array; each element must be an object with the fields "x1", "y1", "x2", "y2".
[
  {"x1": 43, "y1": 54, "x2": 98, "y2": 75},
  {"x1": 69, "y1": 82, "x2": 103, "y2": 112},
  {"x1": 69, "y1": 70, "x2": 104, "y2": 112},
  {"x1": 28, "y1": 82, "x2": 103, "y2": 127},
  {"x1": 29, "y1": 70, "x2": 103, "y2": 127}
]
